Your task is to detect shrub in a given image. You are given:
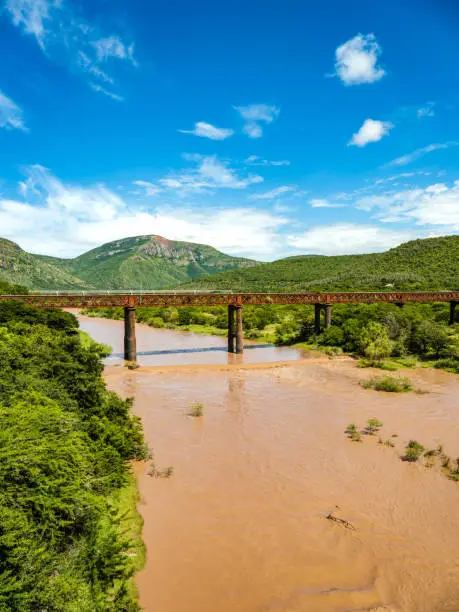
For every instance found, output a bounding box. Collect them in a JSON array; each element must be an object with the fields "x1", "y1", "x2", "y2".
[
  {"x1": 318, "y1": 325, "x2": 345, "y2": 347},
  {"x1": 361, "y1": 375, "x2": 413, "y2": 393},
  {"x1": 345, "y1": 423, "x2": 362, "y2": 442},
  {"x1": 366, "y1": 418, "x2": 383, "y2": 434},
  {"x1": 402, "y1": 440, "x2": 425, "y2": 462},
  {"x1": 189, "y1": 402, "x2": 203, "y2": 417}
]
